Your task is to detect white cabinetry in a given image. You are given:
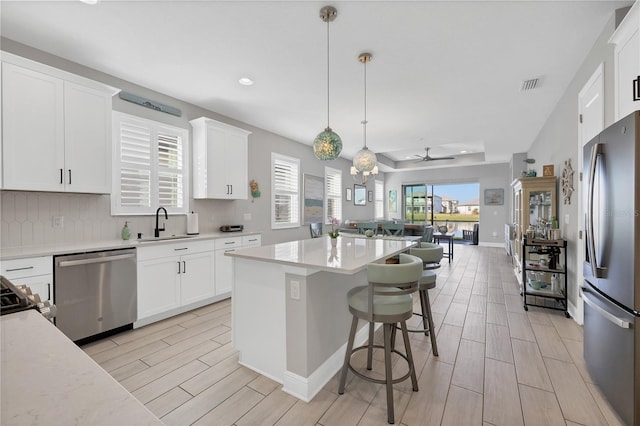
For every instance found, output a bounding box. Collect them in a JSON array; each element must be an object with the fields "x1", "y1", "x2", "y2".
[
  {"x1": 136, "y1": 240, "x2": 214, "y2": 323},
  {"x1": 610, "y1": 1, "x2": 640, "y2": 121},
  {"x1": 1, "y1": 256, "x2": 54, "y2": 304},
  {"x1": 214, "y1": 234, "x2": 261, "y2": 296},
  {"x1": 190, "y1": 117, "x2": 251, "y2": 199},
  {"x1": 1, "y1": 52, "x2": 118, "y2": 193}
]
